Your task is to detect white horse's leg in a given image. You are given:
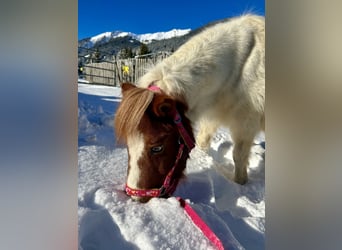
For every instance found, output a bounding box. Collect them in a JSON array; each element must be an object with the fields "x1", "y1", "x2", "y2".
[
  {"x1": 232, "y1": 138, "x2": 254, "y2": 184},
  {"x1": 231, "y1": 121, "x2": 259, "y2": 185},
  {"x1": 196, "y1": 119, "x2": 219, "y2": 152}
]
